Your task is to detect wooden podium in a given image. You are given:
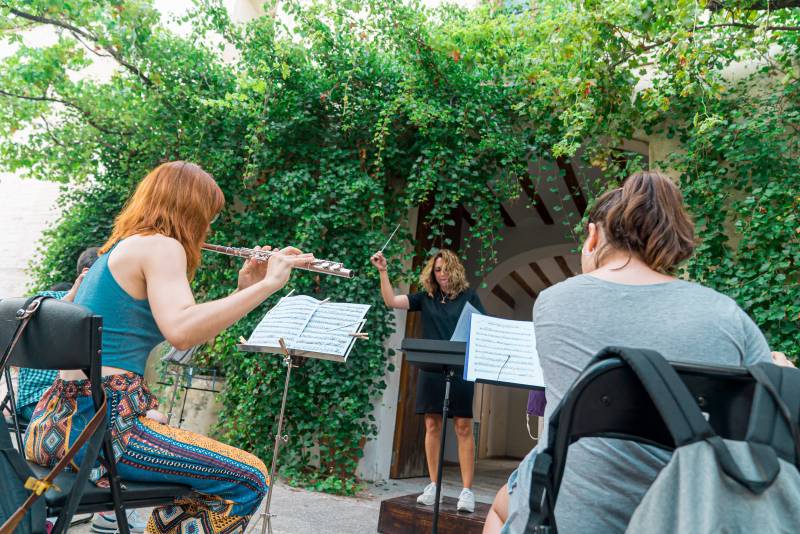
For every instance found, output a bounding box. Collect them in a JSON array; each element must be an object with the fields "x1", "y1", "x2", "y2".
[
  {"x1": 378, "y1": 494, "x2": 490, "y2": 534},
  {"x1": 378, "y1": 339, "x2": 489, "y2": 534}
]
